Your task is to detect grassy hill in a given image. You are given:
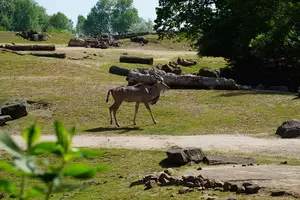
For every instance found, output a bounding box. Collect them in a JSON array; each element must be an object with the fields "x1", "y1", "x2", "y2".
[{"x1": 0, "y1": 31, "x2": 74, "y2": 44}]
